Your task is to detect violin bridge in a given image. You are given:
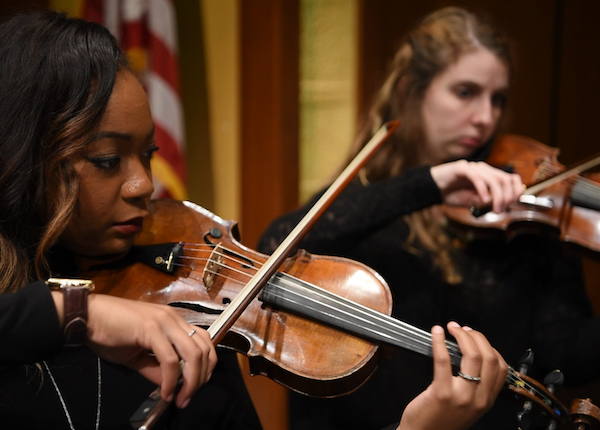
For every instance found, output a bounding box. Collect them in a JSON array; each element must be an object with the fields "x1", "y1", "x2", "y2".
[{"x1": 203, "y1": 244, "x2": 224, "y2": 290}]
